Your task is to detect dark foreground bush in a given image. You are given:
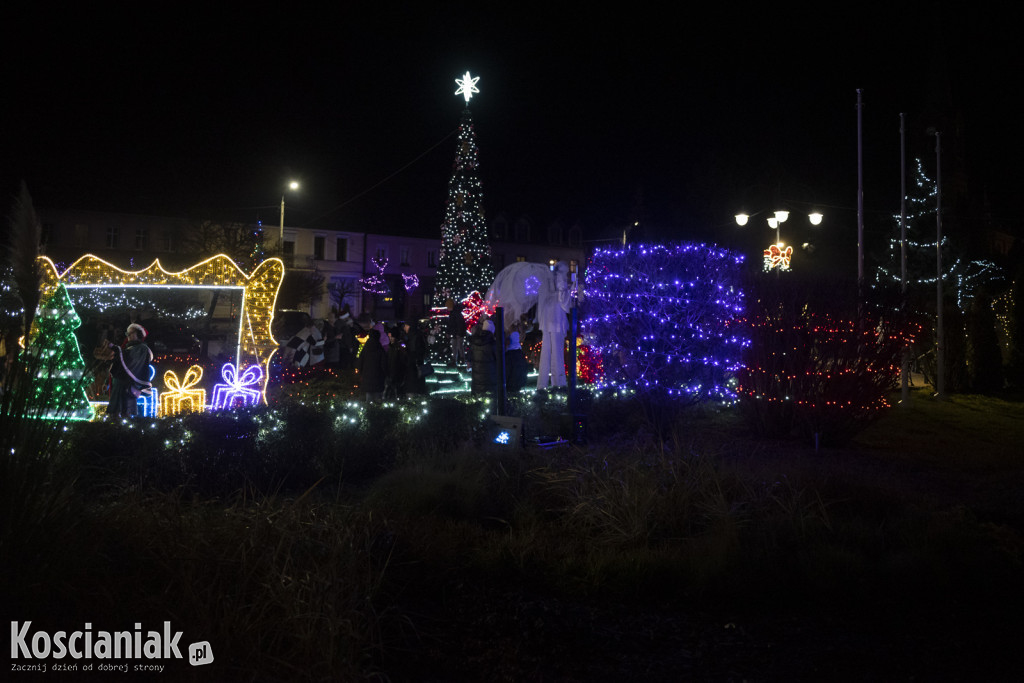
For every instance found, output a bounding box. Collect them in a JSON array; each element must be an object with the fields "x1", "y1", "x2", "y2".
[{"x1": 64, "y1": 397, "x2": 483, "y2": 497}]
